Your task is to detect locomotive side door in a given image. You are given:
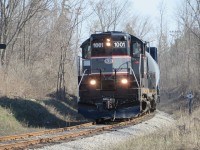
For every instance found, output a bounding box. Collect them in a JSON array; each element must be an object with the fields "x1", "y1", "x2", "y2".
[
  {"x1": 138, "y1": 43, "x2": 148, "y2": 88},
  {"x1": 130, "y1": 42, "x2": 141, "y2": 78}
]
